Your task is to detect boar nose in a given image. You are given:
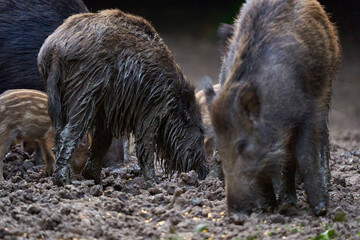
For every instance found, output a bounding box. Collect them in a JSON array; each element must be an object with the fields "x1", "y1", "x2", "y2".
[
  {"x1": 227, "y1": 194, "x2": 254, "y2": 215},
  {"x1": 226, "y1": 185, "x2": 255, "y2": 215}
]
